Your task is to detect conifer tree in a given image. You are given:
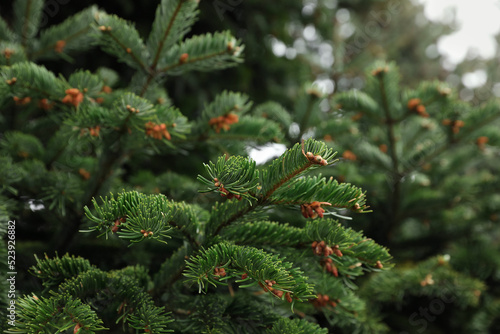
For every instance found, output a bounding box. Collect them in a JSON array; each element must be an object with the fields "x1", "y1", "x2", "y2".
[
  {"x1": 3, "y1": 0, "x2": 500, "y2": 332},
  {"x1": 195, "y1": 1, "x2": 500, "y2": 332},
  {"x1": 0, "y1": 1, "x2": 394, "y2": 333}
]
